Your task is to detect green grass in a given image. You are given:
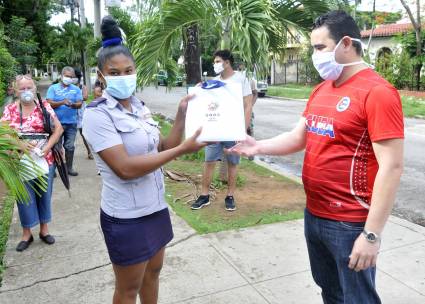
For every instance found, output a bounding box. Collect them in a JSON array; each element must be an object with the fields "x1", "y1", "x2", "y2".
[
  {"x1": 267, "y1": 84, "x2": 314, "y2": 100},
  {"x1": 401, "y1": 96, "x2": 425, "y2": 118},
  {"x1": 239, "y1": 158, "x2": 295, "y2": 183},
  {"x1": 268, "y1": 85, "x2": 425, "y2": 118},
  {"x1": 156, "y1": 115, "x2": 172, "y2": 137},
  {"x1": 166, "y1": 192, "x2": 303, "y2": 234},
  {"x1": 0, "y1": 194, "x2": 15, "y2": 283}
]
